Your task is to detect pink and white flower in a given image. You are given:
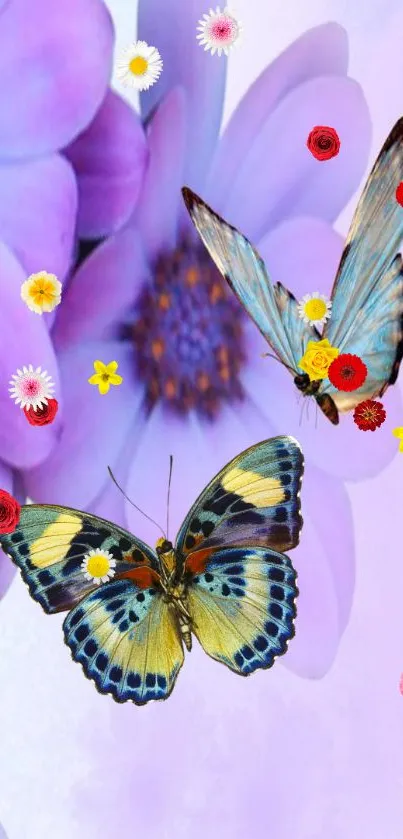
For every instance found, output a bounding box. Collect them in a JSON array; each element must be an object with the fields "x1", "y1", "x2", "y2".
[
  {"x1": 197, "y1": 6, "x2": 241, "y2": 56},
  {"x1": 9, "y1": 365, "x2": 55, "y2": 411}
]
